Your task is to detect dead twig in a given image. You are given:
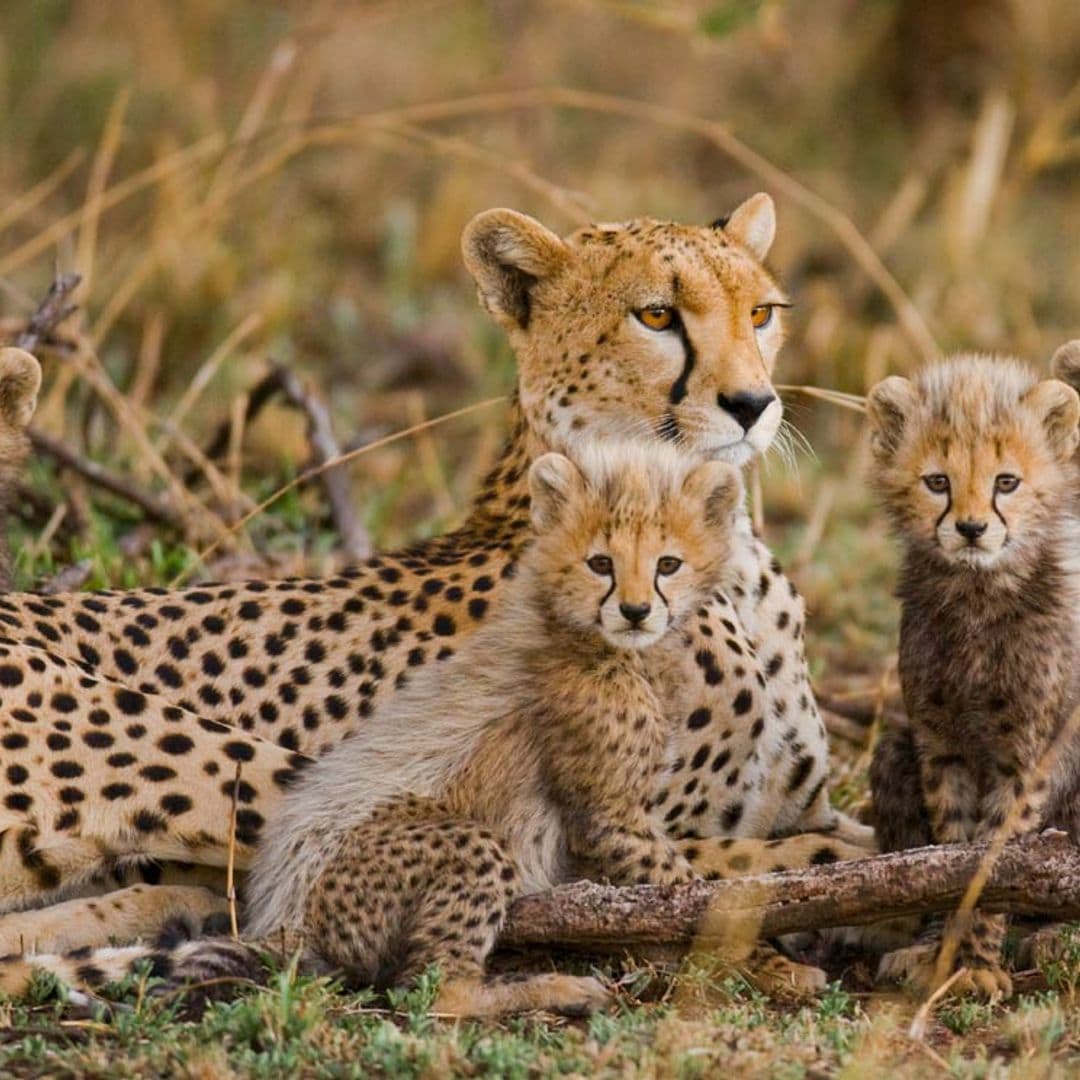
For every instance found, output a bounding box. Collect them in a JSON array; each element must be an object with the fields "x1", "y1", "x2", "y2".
[
  {"x1": 265, "y1": 362, "x2": 371, "y2": 563},
  {"x1": 227, "y1": 762, "x2": 241, "y2": 940},
  {"x1": 38, "y1": 560, "x2": 94, "y2": 596},
  {"x1": 15, "y1": 273, "x2": 82, "y2": 352},
  {"x1": 29, "y1": 429, "x2": 184, "y2": 531}
]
